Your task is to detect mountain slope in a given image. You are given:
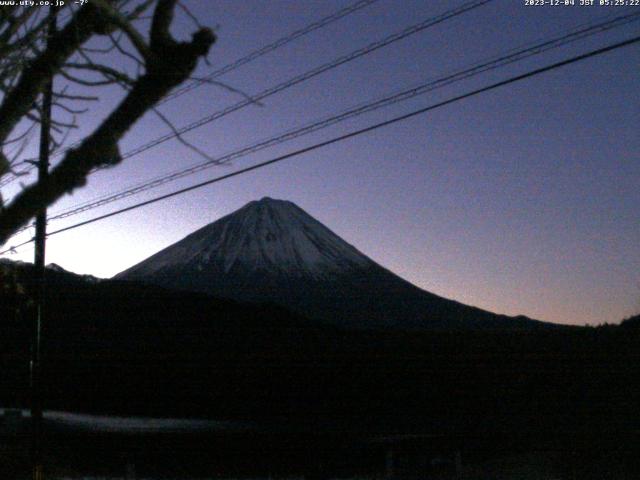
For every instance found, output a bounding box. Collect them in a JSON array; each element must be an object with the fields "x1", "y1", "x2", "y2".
[{"x1": 116, "y1": 197, "x2": 545, "y2": 330}]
